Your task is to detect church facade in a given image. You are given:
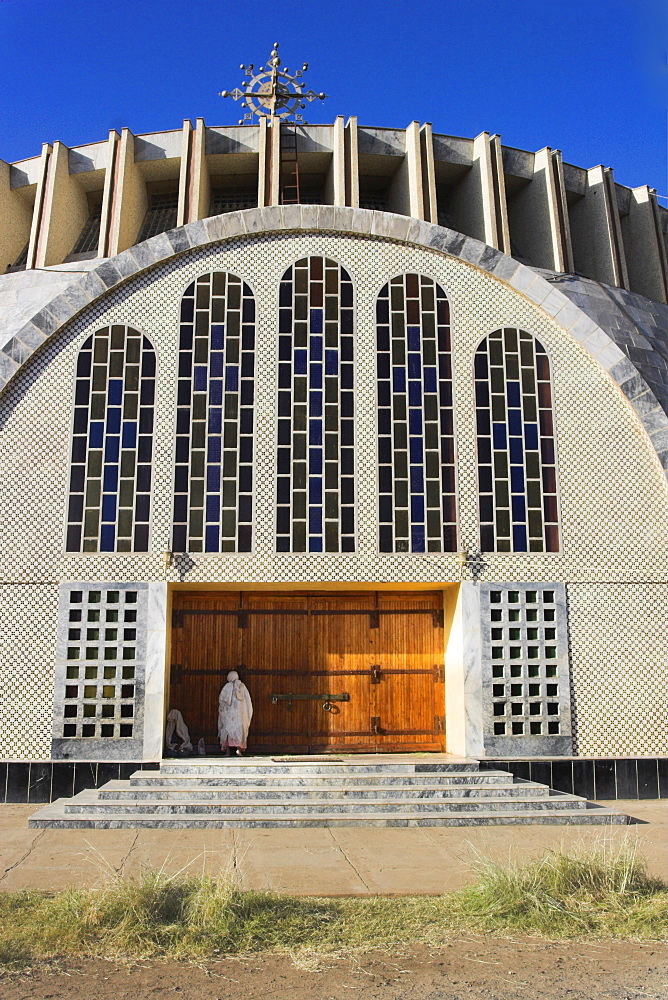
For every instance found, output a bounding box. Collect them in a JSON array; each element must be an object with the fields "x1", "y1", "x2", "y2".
[{"x1": 1, "y1": 94, "x2": 667, "y2": 798}]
